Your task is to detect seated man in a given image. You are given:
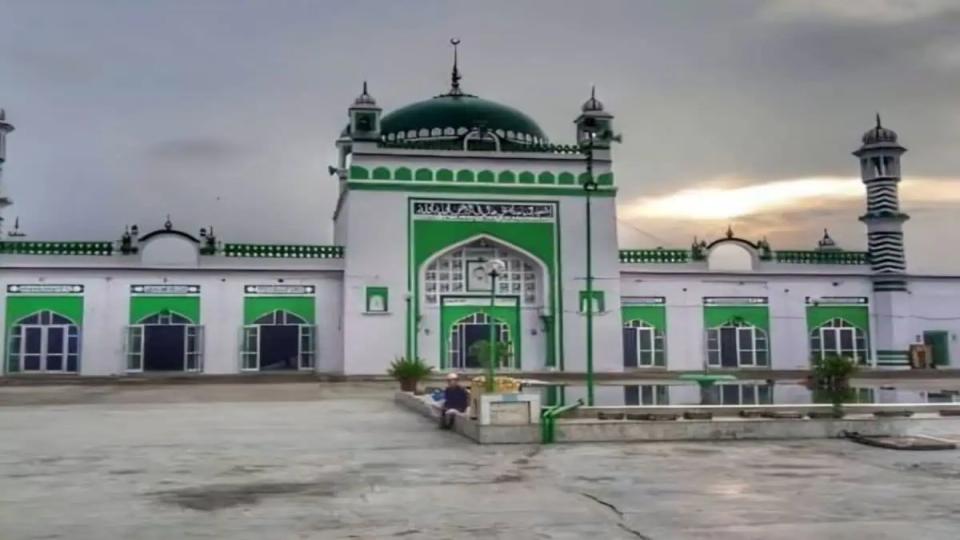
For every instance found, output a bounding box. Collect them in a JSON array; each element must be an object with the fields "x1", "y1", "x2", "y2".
[{"x1": 440, "y1": 373, "x2": 470, "y2": 429}]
